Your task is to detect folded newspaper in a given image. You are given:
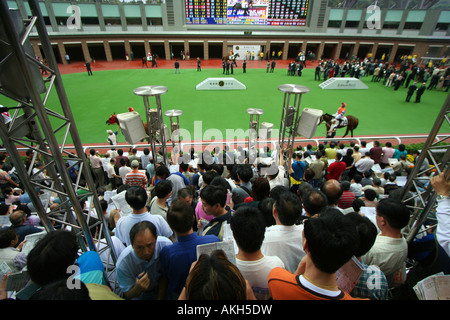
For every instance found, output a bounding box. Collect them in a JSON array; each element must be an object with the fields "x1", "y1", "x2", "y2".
[{"x1": 413, "y1": 273, "x2": 450, "y2": 300}]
